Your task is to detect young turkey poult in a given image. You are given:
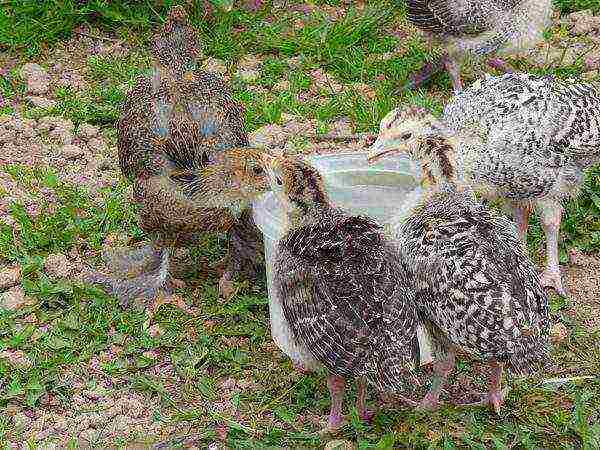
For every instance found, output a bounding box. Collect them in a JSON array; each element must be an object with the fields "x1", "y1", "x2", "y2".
[
  {"x1": 367, "y1": 74, "x2": 600, "y2": 297},
  {"x1": 88, "y1": 146, "x2": 270, "y2": 308},
  {"x1": 404, "y1": 0, "x2": 552, "y2": 93},
  {"x1": 88, "y1": 6, "x2": 268, "y2": 307},
  {"x1": 267, "y1": 155, "x2": 419, "y2": 433},
  {"x1": 367, "y1": 113, "x2": 551, "y2": 412}
]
